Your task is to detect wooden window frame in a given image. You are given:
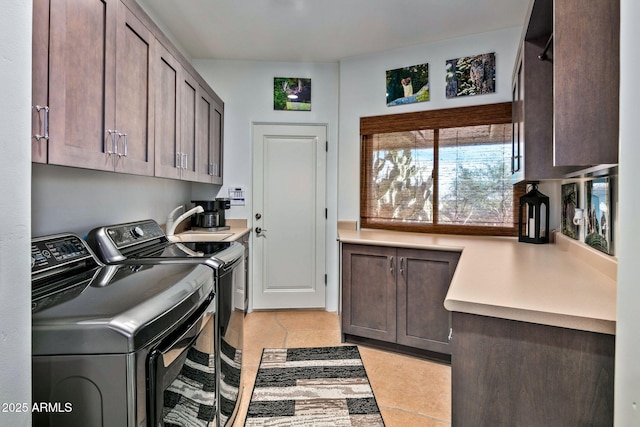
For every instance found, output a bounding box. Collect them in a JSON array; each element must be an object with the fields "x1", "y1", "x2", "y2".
[{"x1": 360, "y1": 102, "x2": 525, "y2": 237}]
